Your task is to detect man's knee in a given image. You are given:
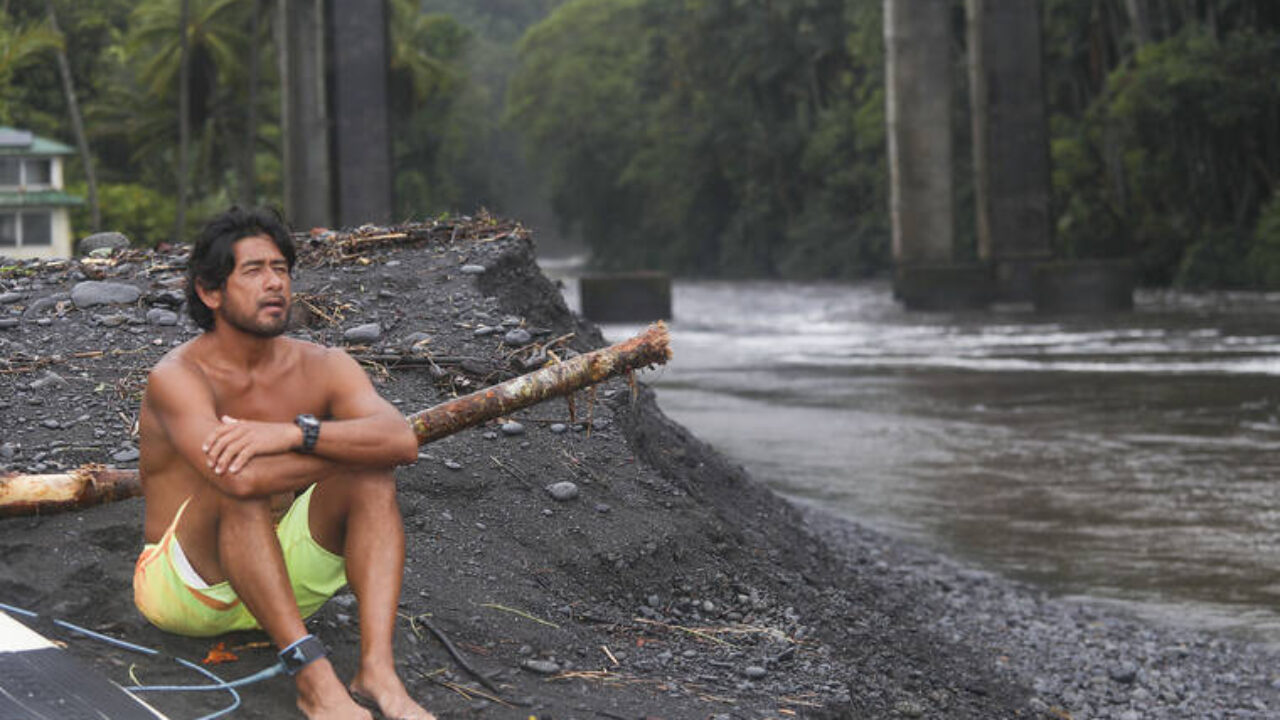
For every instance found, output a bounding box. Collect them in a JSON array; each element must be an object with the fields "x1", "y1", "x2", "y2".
[
  {"x1": 215, "y1": 490, "x2": 276, "y2": 523},
  {"x1": 333, "y1": 468, "x2": 397, "y2": 496}
]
